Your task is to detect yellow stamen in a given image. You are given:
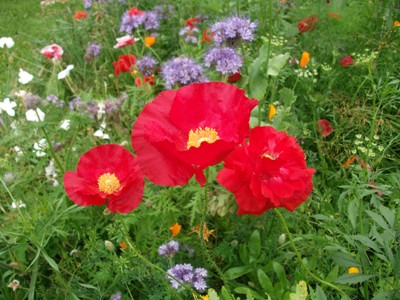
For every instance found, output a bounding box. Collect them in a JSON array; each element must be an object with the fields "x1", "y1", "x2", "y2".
[
  {"x1": 261, "y1": 152, "x2": 278, "y2": 160},
  {"x1": 98, "y1": 172, "x2": 121, "y2": 194},
  {"x1": 187, "y1": 127, "x2": 220, "y2": 149}
]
